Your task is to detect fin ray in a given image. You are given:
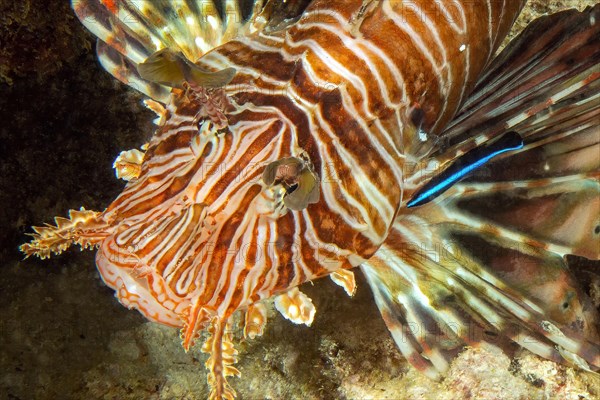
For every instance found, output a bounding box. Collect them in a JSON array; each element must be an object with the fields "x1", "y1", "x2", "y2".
[
  {"x1": 72, "y1": 0, "x2": 273, "y2": 99},
  {"x1": 368, "y1": 5, "x2": 600, "y2": 377}
]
